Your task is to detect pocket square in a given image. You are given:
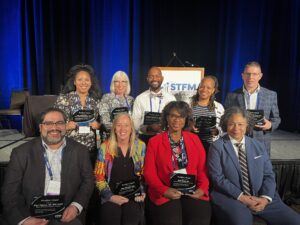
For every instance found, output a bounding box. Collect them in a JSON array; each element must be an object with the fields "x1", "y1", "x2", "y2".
[{"x1": 254, "y1": 155, "x2": 262, "y2": 159}]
